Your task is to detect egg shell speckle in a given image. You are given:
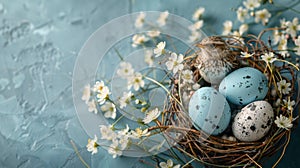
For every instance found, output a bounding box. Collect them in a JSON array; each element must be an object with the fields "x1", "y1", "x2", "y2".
[
  {"x1": 232, "y1": 100, "x2": 274, "y2": 142},
  {"x1": 219, "y1": 67, "x2": 268, "y2": 105},
  {"x1": 189, "y1": 87, "x2": 231, "y2": 135}
]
